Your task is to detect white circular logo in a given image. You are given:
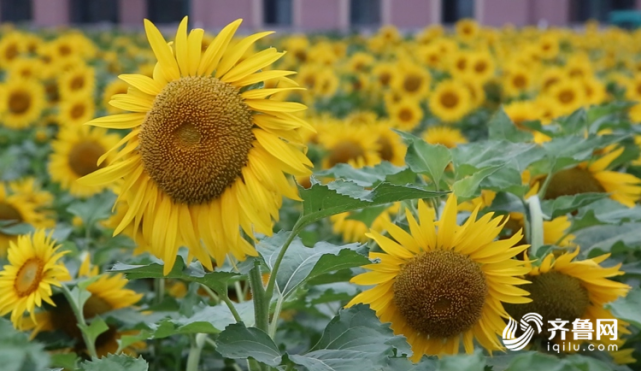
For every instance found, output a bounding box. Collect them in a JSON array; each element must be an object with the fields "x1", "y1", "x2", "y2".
[{"x1": 502, "y1": 312, "x2": 544, "y2": 351}]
